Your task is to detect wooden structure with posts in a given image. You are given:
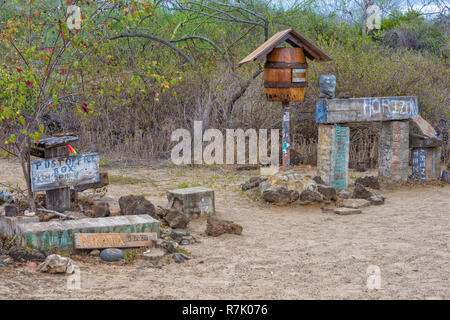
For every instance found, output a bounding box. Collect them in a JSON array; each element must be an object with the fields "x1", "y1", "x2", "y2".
[
  {"x1": 239, "y1": 28, "x2": 332, "y2": 168},
  {"x1": 30, "y1": 135, "x2": 107, "y2": 212}
]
